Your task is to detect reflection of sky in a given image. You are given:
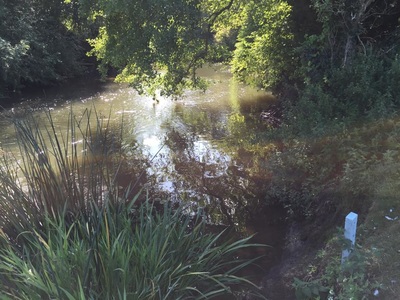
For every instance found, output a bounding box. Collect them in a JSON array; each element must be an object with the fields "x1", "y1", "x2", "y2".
[
  {"x1": 192, "y1": 140, "x2": 231, "y2": 177},
  {"x1": 142, "y1": 135, "x2": 162, "y2": 153}
]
